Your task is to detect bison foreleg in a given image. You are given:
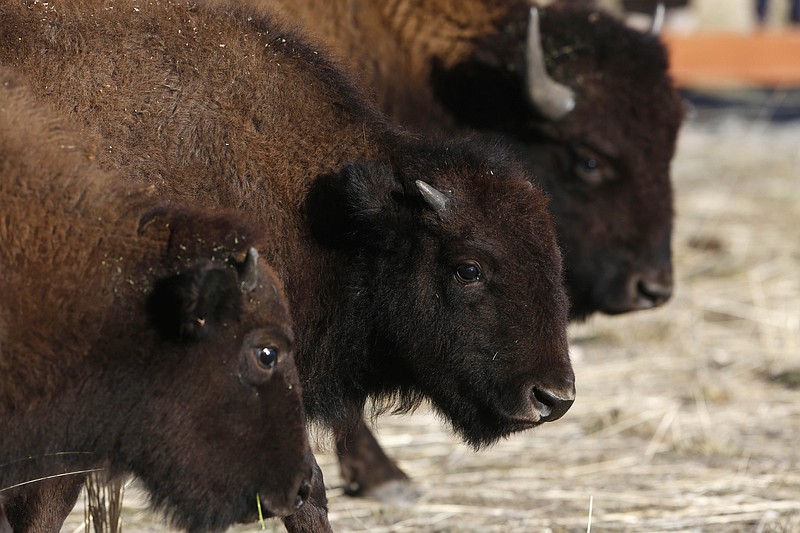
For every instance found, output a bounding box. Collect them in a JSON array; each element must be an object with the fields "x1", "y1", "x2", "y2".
[{"x1": 336, "y1": 418, "x2": 418, "y2": 502}]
